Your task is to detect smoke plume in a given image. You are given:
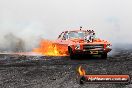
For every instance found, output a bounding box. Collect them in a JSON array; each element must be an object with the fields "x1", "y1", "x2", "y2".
[{"x1": 0, "y1": 0, "x2": 132, "y2": 52}]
